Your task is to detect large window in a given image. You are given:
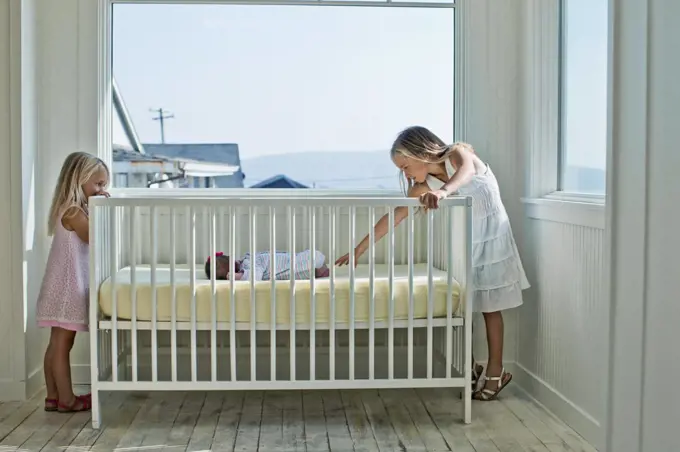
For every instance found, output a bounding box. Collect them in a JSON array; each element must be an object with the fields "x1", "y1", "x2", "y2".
[
  {"x1": 111, "y1": 3, "x2": 455, "y2": 190},
  {"x1": 559, "y1": 0, "x2": 608, "y2": 195}
]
